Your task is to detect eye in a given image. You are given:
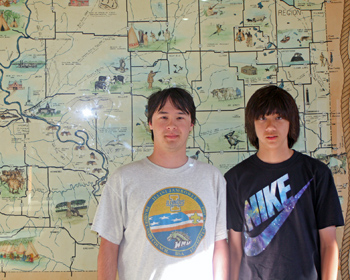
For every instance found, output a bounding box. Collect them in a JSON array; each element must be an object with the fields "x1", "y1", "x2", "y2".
[
  {"x1": 258, "y1": 116, "x2": 266, "y2": 120},
  {"x1": 276, "y1": 116, "x2": 283, "y2": 120}
]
